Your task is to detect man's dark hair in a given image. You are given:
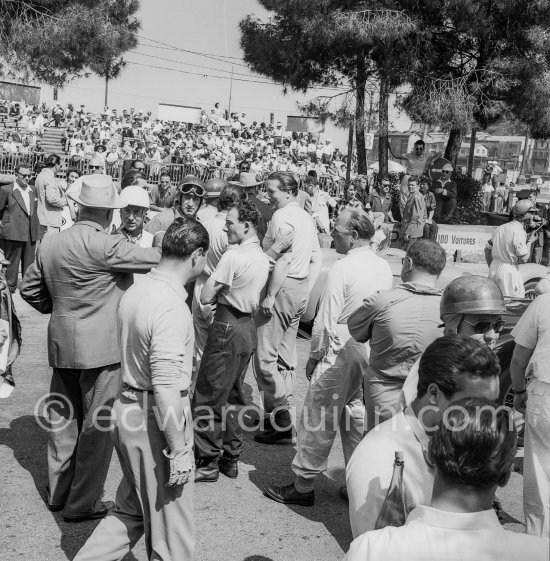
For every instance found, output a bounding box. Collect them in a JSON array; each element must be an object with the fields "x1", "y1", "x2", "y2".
[
  {"x1": 235, "y1": 200, "x2": 263, "y2": 230},
  {"x1": 121, "y1": 170, "x2": 145, "y2": 189},
  {"x1": 162, "y1": 217, "x2": 209, "y2": 261},
  {"x1": 406, "y1": 239, "x2": 447, "y2": 276},
  {"x1": 429, "y1": 397, "x2": 517, "y2": 490},
  {"x1": 15, "y1": 164, "x2": 30, "y2": 174},
  {"x1": 159, "y1": 171, "x2": 171, "y2": 181},
  {"x1": 417, "y1": 335, "x2": 500, "y2": 399},
  {"x1": 239, "y1": 160, "x2": 251, "y2": 172},
  {"x1": 218, "y1": 186, "x2": 242, "y2": 211},
  {"x1": 307, "y1": 170, "x2": 318, "y2": 179},
  {"x1": 414, "y1": 139, "x2": 426, "y2": 147},
  {"x1": 419, "y1": 176, "x2": 431, "y2": 186},
  {"x1": 66, "y1": 167, "x2": 81, "y2": 179},
  {"x1": 45, "y1": 154, "x2": 61, "y2": 167},
  {"x1": 268, "y1": 171, "x2": 298, "y2": 196},
  {"x1": 131, "y1": 159, "x2": 145, "y2": 169}
]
